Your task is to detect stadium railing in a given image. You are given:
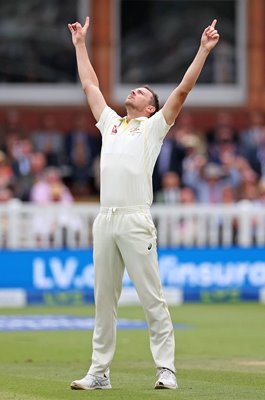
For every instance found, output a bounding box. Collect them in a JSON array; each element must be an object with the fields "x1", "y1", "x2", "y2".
[{"x1": 0, "y1": 200, "x2": 264, "y2": 249}]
